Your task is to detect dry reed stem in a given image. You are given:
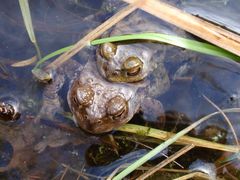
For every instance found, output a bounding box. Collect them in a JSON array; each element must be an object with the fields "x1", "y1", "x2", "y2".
[
  {"x1": 138, "y1": 144, "x2": 195, "y2": 180},
  {"x1": 46, "y1": 0, "x2": 145, "y2": 70},
  {"x1": 127, "y1": 138, "x2": 183, "y2": 168},
  {"x1": 174, "y1": 172, "x2": 210, "y2": 180},
  {"x1": 118, "y1": 123, "x2": 239, "y2": 153},
  {"x1": 11, "y1": 55, "x2": 37, "y2": 67},
  {"x1": 60, "y1": 165, "x2": 69, "y2": 180},
  {"x1": 203, "y1": 95, "x2": 239, "y2": 147},
  {"x1": 123, "y1": 0, "x2": 240, "y2": 56},
  {"x1": 107, "y1": 166, "x2": 192, "y2": 179}
]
